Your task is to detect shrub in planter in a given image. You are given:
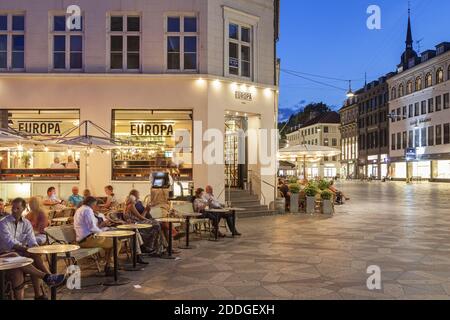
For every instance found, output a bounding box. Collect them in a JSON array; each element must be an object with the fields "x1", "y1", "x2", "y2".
[
  {"x1": 288, "y1": 183, "x2": 301, "y2": 213},
  {"x1": 318, "y1": 179, "x2": 330, "y2": 191},
  {"x1": 304, "y1": 184, "x2": 317, "y2": 214},
  {"x1": 320, "y1": 190, "x2": 334, "y2": 215}
]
